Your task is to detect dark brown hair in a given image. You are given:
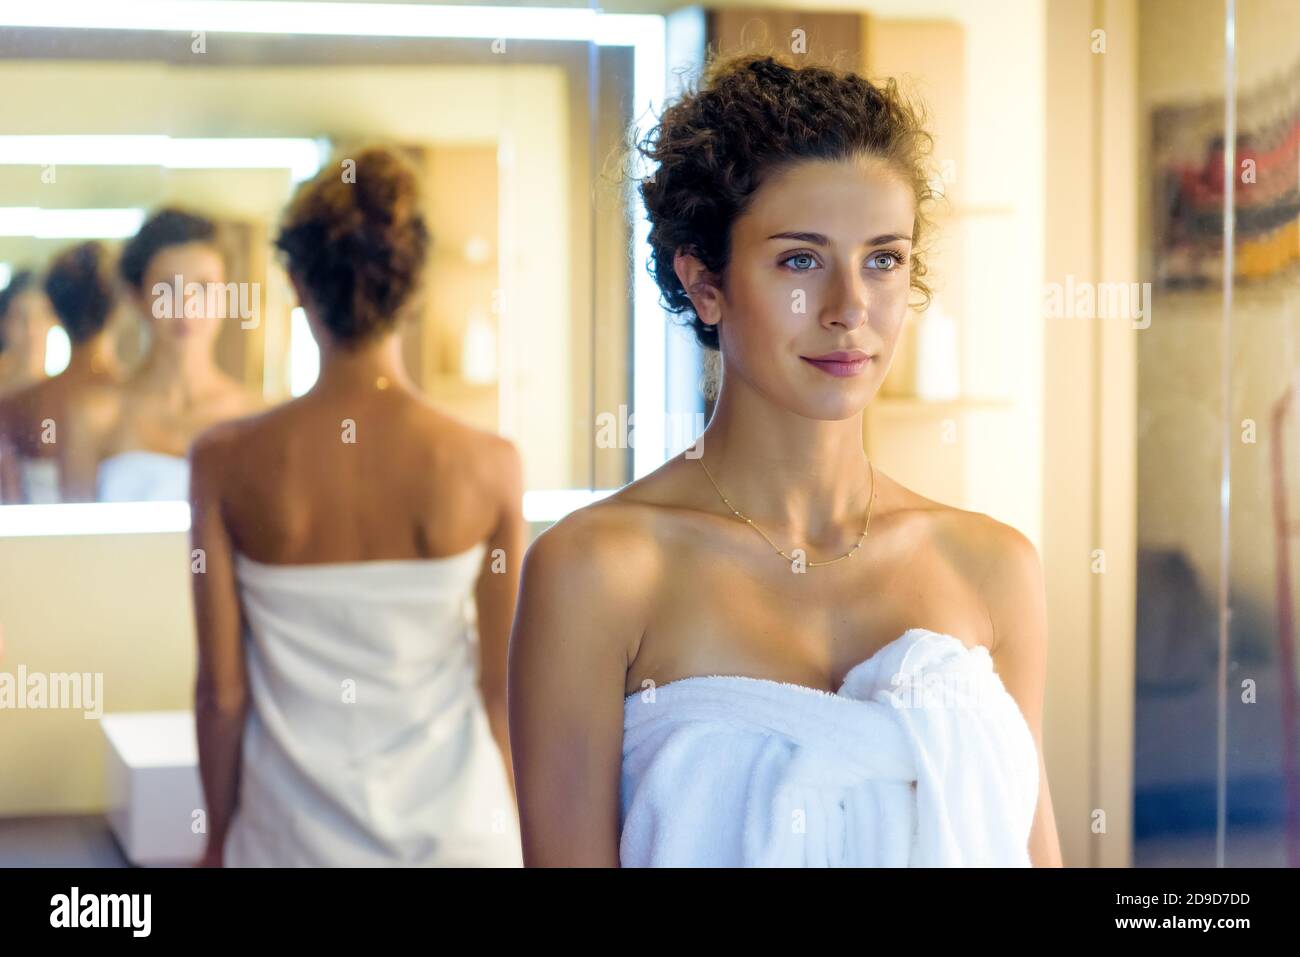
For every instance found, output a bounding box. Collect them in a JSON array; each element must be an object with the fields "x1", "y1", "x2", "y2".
[
  {"x1": 275, "y1": 146, "x2": 430, "y2": 346},
  {"x1": 0, "y1": 269, "x2": 36, "y2": 352},
  {"x1": 119, "y1": 207, "x2": 219, "y2": 291},
  {"x1": 636, "y1": 52, "x2": 937, "y2": 351},
  {"x1": 44, "y1": 241, "x2": 115, "y2": 344}
]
